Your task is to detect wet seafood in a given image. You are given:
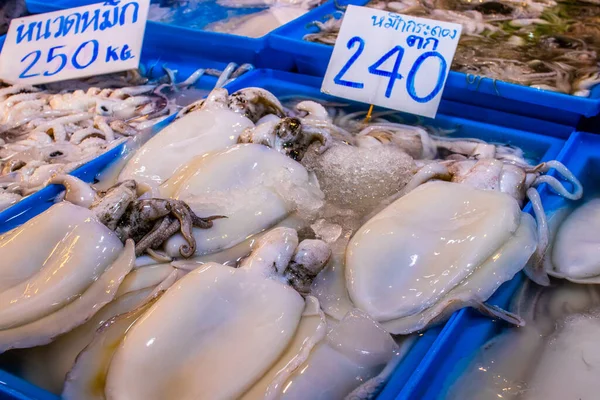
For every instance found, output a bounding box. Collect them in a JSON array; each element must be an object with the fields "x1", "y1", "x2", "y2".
[
  {"x1": 346, "y1": 181, "x2": 536, "y2": 334},
  {"x1": 0, "y1": 70, "x2": 192, "y2": 211},
  {"x1": 63, "y1": 227, "x2": 333, "y2": 399},
  {"x1": 545, "y1": 199, "x2": 600, "y2": 282},
  {"x1": 118, "y1": 88, "x2": 256, "y2": 189},
  {"x1": 0, "y1": 87, "x2": 587, "y2": 399},
  {"x1": 448, "y1": 281, "x2": 600, "y2": 400},
  {"x1": 263, "y1": 99, "x2": 579, "y2": 332},
  {"x1": 56, "y1": 175, "x2": 225, "y2": 258},
  {"x1": 0, "y1": 64, "x2": 254, "y2": 212},
  {"x1": 159, "y1": 143, "x2": 325, "y2": 258},
  {"x1": 157, "y1": 90, "x2": 580, "y2": 333},
  {"x1": 0, "y1": 203, "x2": 133, "y2": 353},
  {"x1": 16, "y1": 265, "x2": 178, "y2": 394},
  {"x1": 304, "y1": 0, "x2": 600, "y2": 95},
  {"x1": 0, "y1": 173, "x2": 221, "y2": 357}
]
